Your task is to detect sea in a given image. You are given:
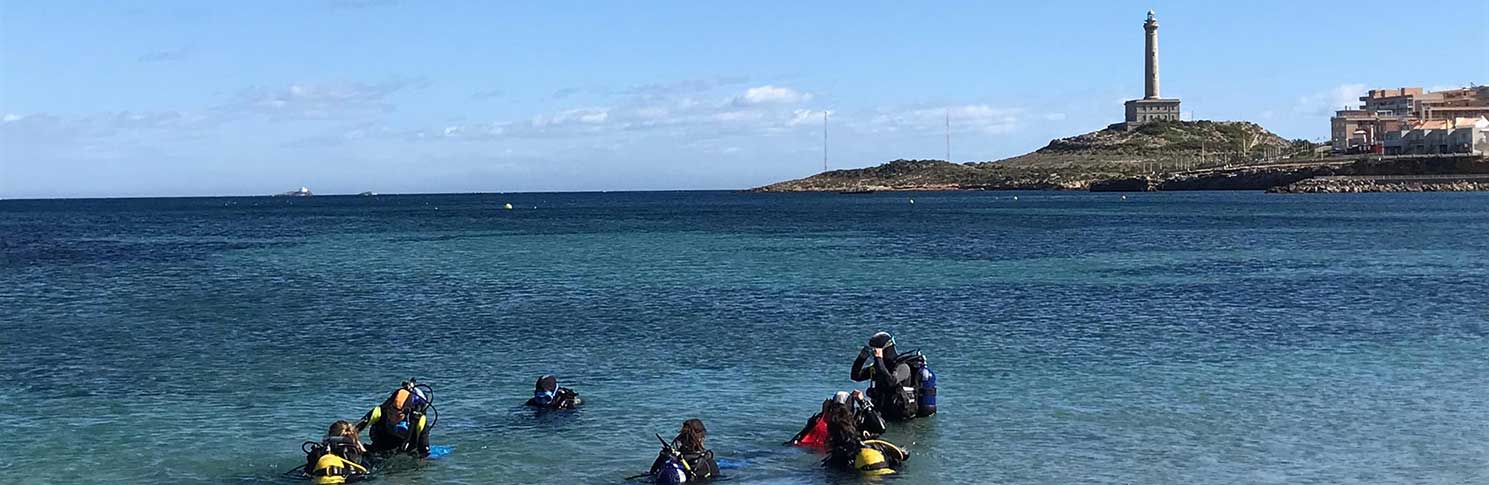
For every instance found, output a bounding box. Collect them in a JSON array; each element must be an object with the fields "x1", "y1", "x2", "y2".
[{"x1": 1, "y1": 190, "x2": 1486, "y2": 484}]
